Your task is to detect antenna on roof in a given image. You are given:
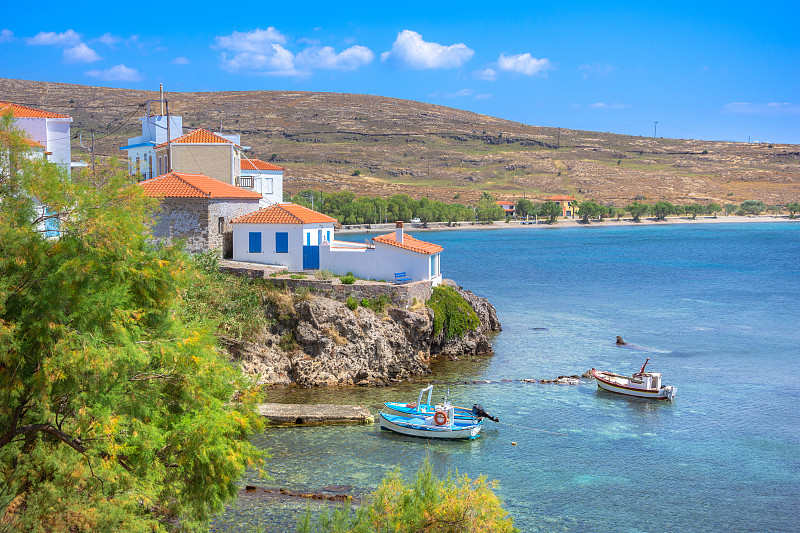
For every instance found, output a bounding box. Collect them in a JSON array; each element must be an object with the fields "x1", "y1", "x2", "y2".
[{"x1": 160, "y1": 84, "x2": 164, "y2": 115}]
